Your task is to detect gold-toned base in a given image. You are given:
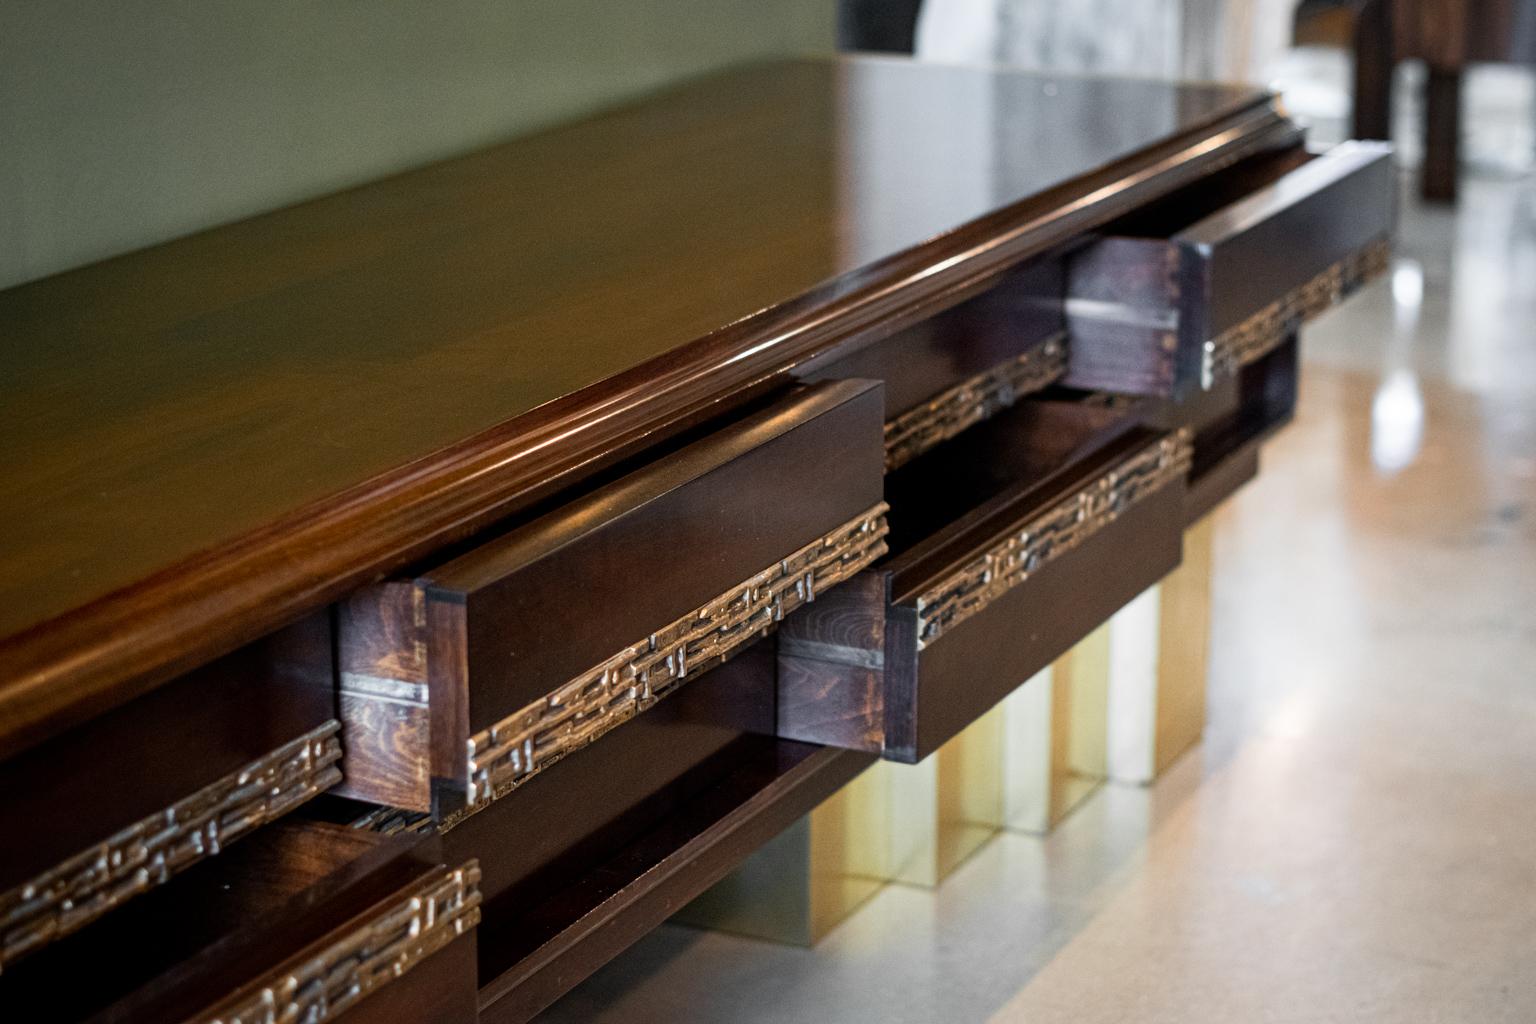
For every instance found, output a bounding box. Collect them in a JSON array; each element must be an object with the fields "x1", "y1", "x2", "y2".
[
  {"x1": 1003, "y1": 623, "x2": 1111, "y2": 834},
  {"x1": 675, "y1": 758, "x2": 892, "y2": 946},
  {"x1": 1106, "y1": 519, "x2": 1214, "y2": 784},
  {"x1": 889, "y1": 705, "x2": 1006, "y2": 888},
  {"x1": 676, "y1": 704, "x2": 1009, "y2": 944},
  {"x1": 678, "y1": 549, "x2": 1213, "y2": 944},
  {"x1": 679, "y1": 620, "x2": 1126, "y2": 943}
]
